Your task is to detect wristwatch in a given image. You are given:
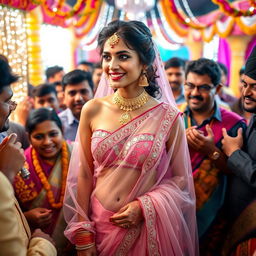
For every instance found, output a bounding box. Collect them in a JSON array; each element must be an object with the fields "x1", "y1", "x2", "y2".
[{"x1": 209, "y1": 151, "x2": 220, "y2": 160}]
